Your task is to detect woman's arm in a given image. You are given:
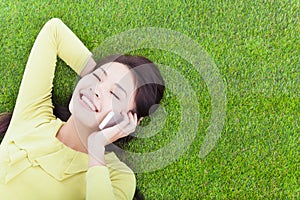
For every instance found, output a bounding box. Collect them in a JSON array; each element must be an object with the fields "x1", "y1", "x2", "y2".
[
  {"x1": 86, "y1": 112, "x2": 138, "y2": 199},
  {"x1": 10, "y1": 18, "x2": 92, "y2": 126},
  {"x1": 86, "y1": 164, "x2": 136, "y2": 200}
]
